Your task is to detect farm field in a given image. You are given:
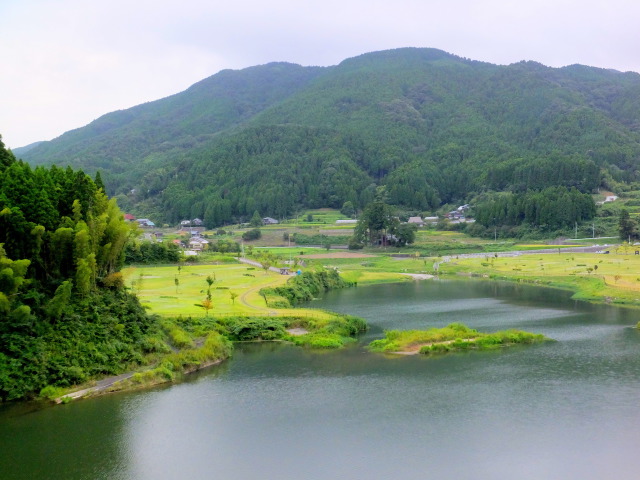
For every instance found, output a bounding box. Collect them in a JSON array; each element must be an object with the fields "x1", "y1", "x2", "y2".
[
  {"x1": 439, "y1": 251, "x2": 640, "y2": 307},
  {"x1": 121, "y1": 263, "x2": 336, "y2": 320}
]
